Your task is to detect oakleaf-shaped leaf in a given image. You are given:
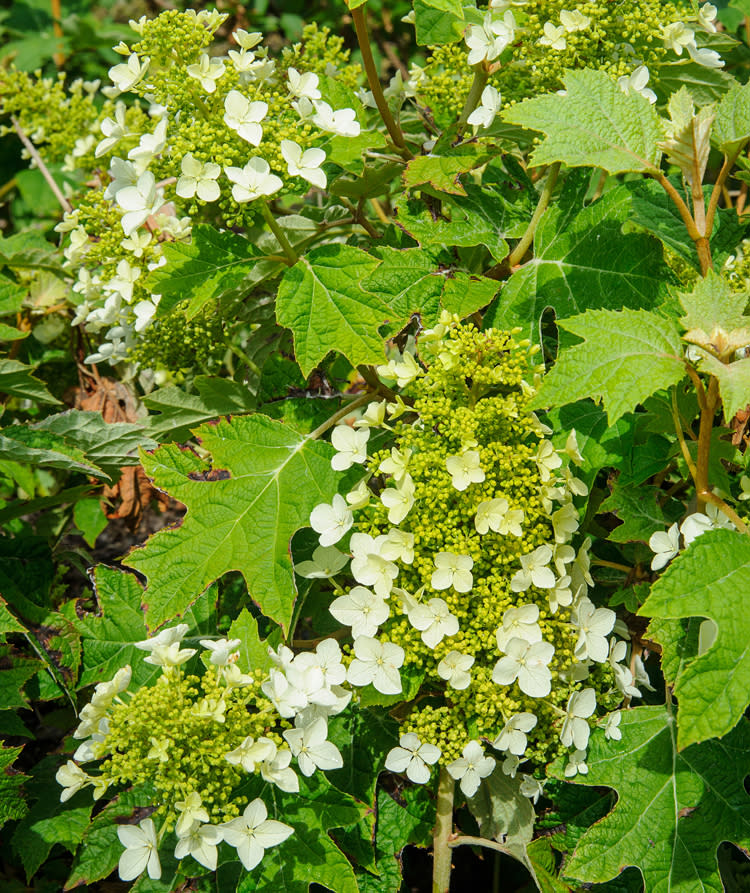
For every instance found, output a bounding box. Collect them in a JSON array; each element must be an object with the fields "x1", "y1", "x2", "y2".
[
  {"x1": 484, "y1": 180, "x2": 672, "y2": 343},
  {"x1": 397, "y1": 194, "x2": 509, "y2": 261},
  {"x1": 232, "y1": 773, "x2": 365, "y2": 893},
  {"x1": 640, "y1": 528, "x2": 750, "y2": 749},
  {"x1": 713, "y1": 79, "x2": 750, "y2": 153},
  {"x1": 145, "y1": 224, "x2": 263, "y2": 317},
  {"x1": 552, "y1": 706, "x2": 750, "y2": 891},
  {"x1": 125, "y1": 415, "x2": 339, "y2": 632},
  {"x1": 678, "y1": 269, "x2": 749, "y2": 332},
  {"x1": 530, "y1": 310, "x2": 686, "y2": 423},
  {"x1": 276, "y1": 244, "x2": 389, "y2": 376},
  {"x1": 659, "y1": 87, "x2": 715, "y2": 187},
  {"x1": 61, "y1": 566, "x2": 155, "y2": 688},
  {"x1": 502, "y1": 69, "x2": 663, "y2": 173}
]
